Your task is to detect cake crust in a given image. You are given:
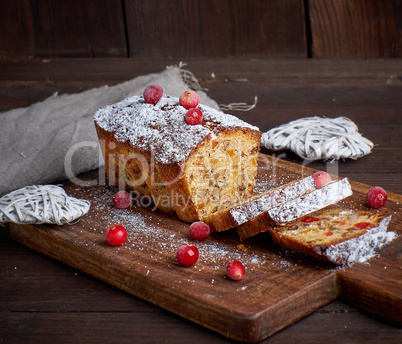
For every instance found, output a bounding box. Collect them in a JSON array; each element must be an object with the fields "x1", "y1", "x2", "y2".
[
  {"x1": 94, "y1": 94, "x2": 261, "y2": 223},
  {"x1": 270, "y1": 207, "x2": 395, "y2": 265},
  {"x1": 237, "y1": 178, "x2": 353, "y2": 240},
  {"x1": 202, "y1": 176, "x2": 316, "y2": 232}
]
